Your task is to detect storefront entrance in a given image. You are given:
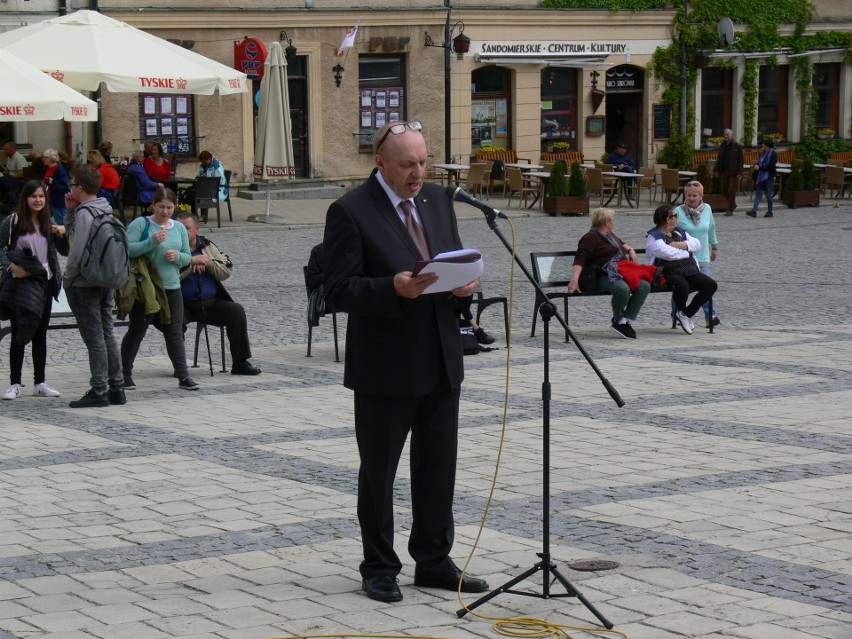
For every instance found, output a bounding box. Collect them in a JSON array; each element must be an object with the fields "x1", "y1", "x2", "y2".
[{"x1": 605, "y1": 65, "x2": 644, "y2": 163}]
